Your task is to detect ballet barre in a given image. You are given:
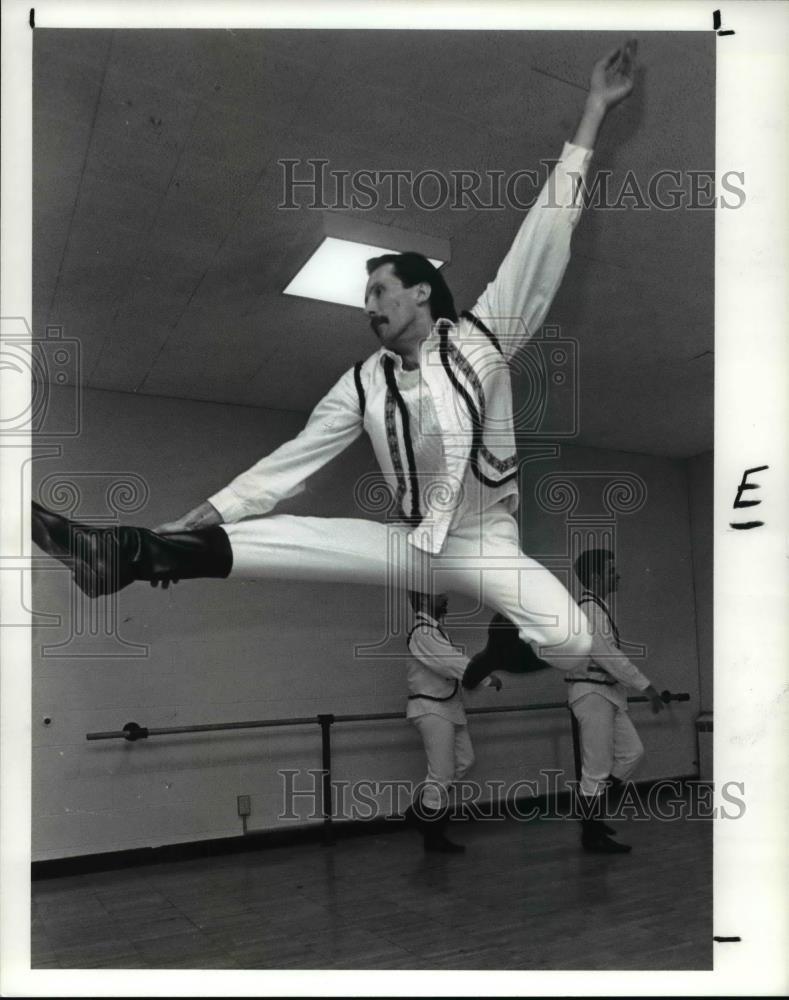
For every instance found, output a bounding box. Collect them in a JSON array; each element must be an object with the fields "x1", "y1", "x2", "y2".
[
  {"x1": 85, "y1": 701, "x2": 580, "y2": 743},
  {"x1": 85, "y1": 691, "x2": 689, "y2": 842}
]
